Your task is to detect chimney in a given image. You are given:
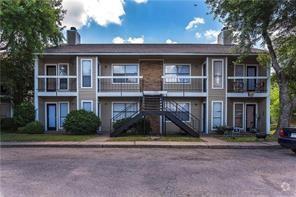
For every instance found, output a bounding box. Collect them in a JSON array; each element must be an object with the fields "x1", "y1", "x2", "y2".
[
  {"x1": 217, "y1": 27, "x2": 233, "y2": 45},
  {"x1": 67, "y1": 27, "x2": 80, "y2": 45}
]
